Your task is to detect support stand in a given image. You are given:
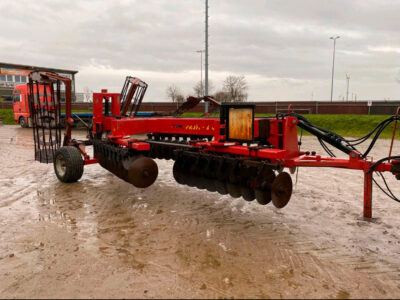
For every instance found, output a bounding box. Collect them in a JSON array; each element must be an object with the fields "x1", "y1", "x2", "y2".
[{"x1": 358, "y1": 170, "x2": 377, "y2": 222}]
